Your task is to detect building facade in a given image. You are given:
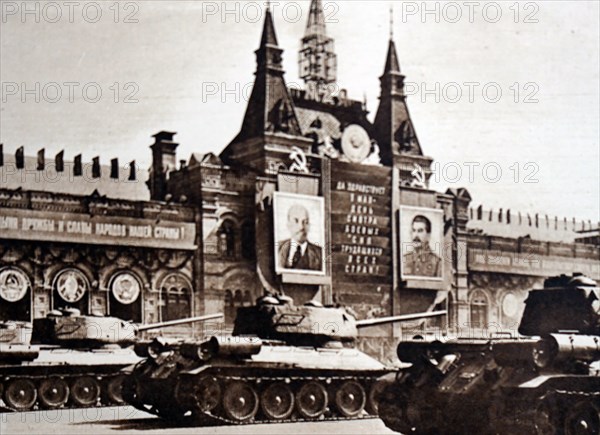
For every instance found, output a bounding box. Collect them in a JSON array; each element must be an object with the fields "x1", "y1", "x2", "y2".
[{"x1": 1, "y1": 1, "x2": 598, "y2": 360}]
